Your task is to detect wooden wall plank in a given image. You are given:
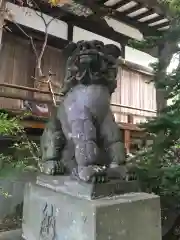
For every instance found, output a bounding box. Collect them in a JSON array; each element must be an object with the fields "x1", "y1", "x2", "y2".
[
  {"x1": 111, "y1": 65, "x2": 157, "y2": 124},
  {"x1": 34, "y1": 43, "x2": 65, "y2": 102},
  {"x1": 0, "y1": 33, "x2": 65, "y2": 110},
  {"x1": 0, "y1": 32, "x2": 34, "y2": 109}
]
